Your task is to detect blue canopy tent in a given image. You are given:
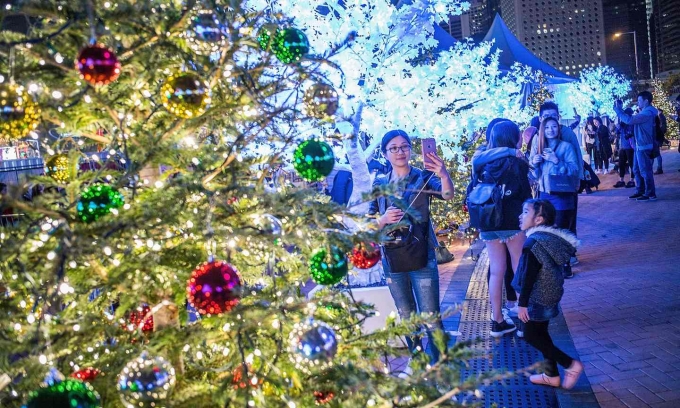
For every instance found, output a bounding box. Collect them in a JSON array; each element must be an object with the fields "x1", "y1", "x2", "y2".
[
  {"x1": 433, "y1": 24, "x2": 458, "y2": 51},
  {"x1": 482, "y1": 14, "x2": 574, "y2": 85}
]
